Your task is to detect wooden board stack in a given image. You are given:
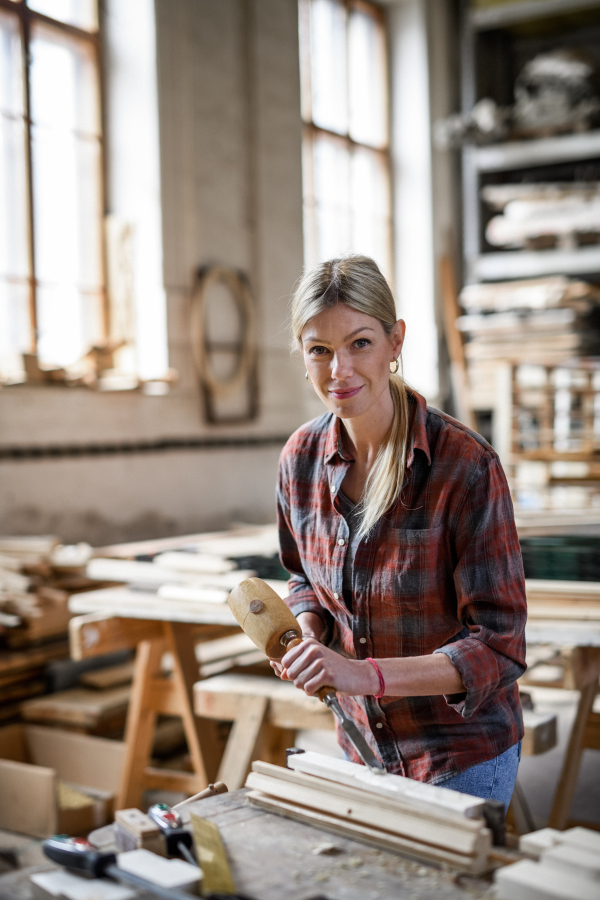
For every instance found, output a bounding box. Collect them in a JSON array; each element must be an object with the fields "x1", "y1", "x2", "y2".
[
  {"x1": 456, "y1": 275, "x2": 600, "y2": 410},
  {"x1": 244, "y1": 751, "x2": 506, "y2": 874},
  {"x1": 495, "y1": 826, "x2": 600, "y2": 900},
  {"x1": 0, "y1": 535, "x2": 118, "y2": 725}
]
